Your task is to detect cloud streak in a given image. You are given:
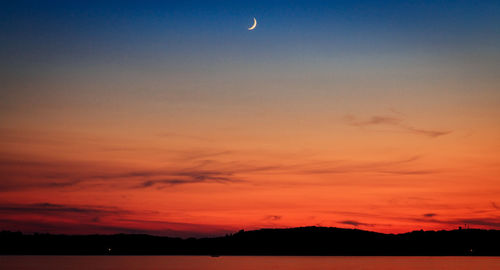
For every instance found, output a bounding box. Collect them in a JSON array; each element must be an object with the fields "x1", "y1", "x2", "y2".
[
  {"x1": 0, "y1": 155, "x2": 246, "y2": 191},
  {"x1": 338, "y1": 220, "x2": 375, "y2": 227},
  {"x1": 399, "y1": 215, "x2": 500, "y2": 229},
  {"x1": 345, "y1": 115, "x2": 451, "y2": 138},
  {"x1": 0, "y1": 152, "x2": 440, "y2": 192},
  {"x1": 0, "y1": 202, "x2": 129, "y2": 216},
  {"x1": 264, "y1": 215, "x2": 282, "y2": 221},
  {"x1": 0, "y1": 202, "x2": 235, "y2": 237},
  {"x1": 297, "y1": 155, "x2": 436, "y2": 176},
  {"x1": 0, "y1": 217, "x2": 234, "y2": 238}
]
